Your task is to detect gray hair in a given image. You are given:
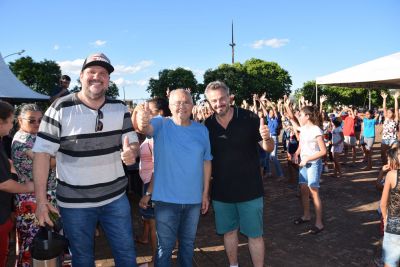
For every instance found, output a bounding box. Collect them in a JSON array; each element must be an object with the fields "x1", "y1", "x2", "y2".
[
  {"x1": 19, "y1": 103, "x2": 42, "y2": 118},
  {"x1": 204, "y1": 81, "x2": 230, "y2": 99},
  {"x1": 169, "y1": 89, "x2": 193, "y2": 104}
]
